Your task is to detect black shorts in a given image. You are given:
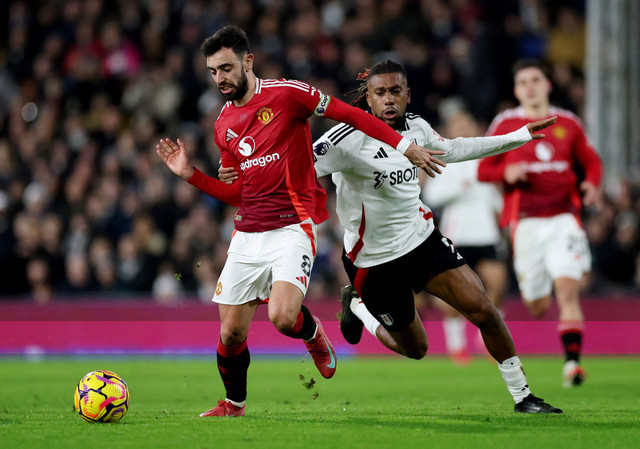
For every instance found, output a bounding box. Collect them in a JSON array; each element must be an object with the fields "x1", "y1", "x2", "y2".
[
  {"x1": 455, "y1": 244, "x2": 504, "y2": 270},
  {"x1": 341, "y1": 229, "x2": 466, "y2": 332}
]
